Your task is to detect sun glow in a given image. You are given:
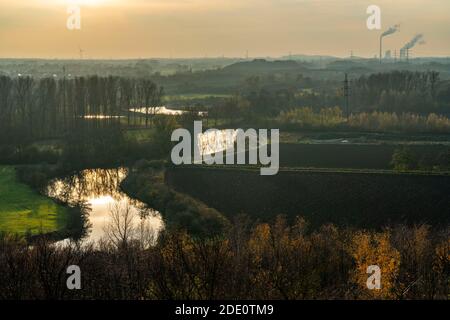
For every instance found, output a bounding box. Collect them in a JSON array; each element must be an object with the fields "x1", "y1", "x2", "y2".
[
  {"x1": 66, "y1": 0, "x2": 108, "y2": 6},
  {"x1": 89, "y1": 196, "x2": 115, "y2": 206}
]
